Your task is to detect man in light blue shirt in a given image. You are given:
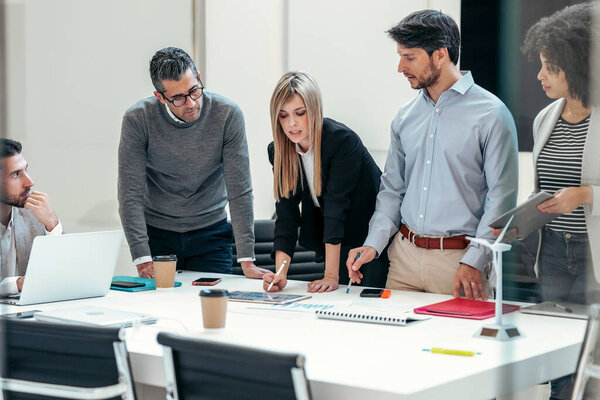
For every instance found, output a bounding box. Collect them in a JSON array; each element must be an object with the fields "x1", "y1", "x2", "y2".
[{"x1": 347, "y1": 10, "x2": 518, "y2": 300}]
